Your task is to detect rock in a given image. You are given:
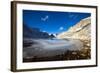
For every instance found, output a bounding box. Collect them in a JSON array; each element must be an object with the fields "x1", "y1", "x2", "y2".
[
  {"x1": 57, "y1": 17, "x2": 91, "y2": 41},
  {"x1": 80, "y1": 53, "x2": 86, "y2": 57},
  {"x1": 72, "y1": 52, "x2": 77, "y2": 55},
  {"x1": 86, "y1": 43, "x2": 90, "y2": 47}
]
